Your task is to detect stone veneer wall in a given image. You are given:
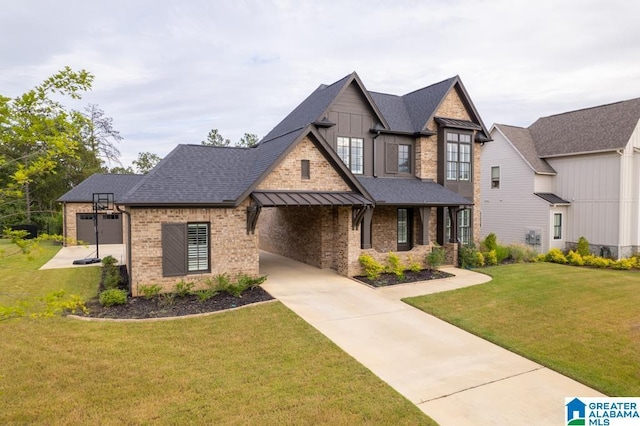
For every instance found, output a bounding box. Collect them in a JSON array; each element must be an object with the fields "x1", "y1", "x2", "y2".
[
  {"x1": 62, "y1": 202, "x2": 94, "y2": 245},
  {"x1": 128, "y1": 199, "x2": 258, "y2": 296}
]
